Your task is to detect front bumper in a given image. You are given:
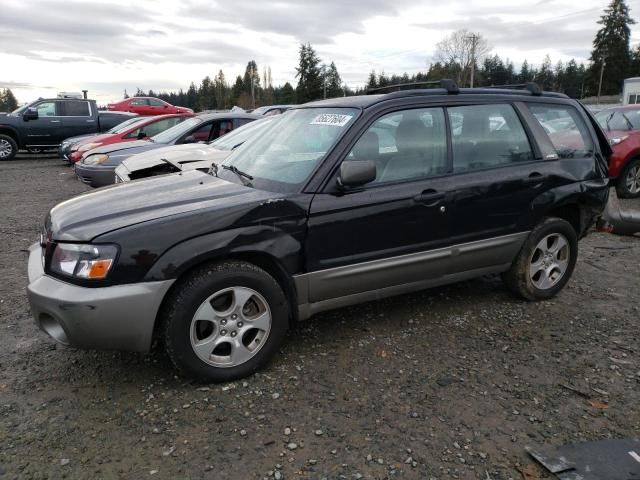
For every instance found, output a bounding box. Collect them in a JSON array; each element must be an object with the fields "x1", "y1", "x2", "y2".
[
  {"x1": 26, "y1": 243, "x2": 174, "y2": 353},
  {"x1": 74, "y1": 163, "x2": 117, "y2": 187}
]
